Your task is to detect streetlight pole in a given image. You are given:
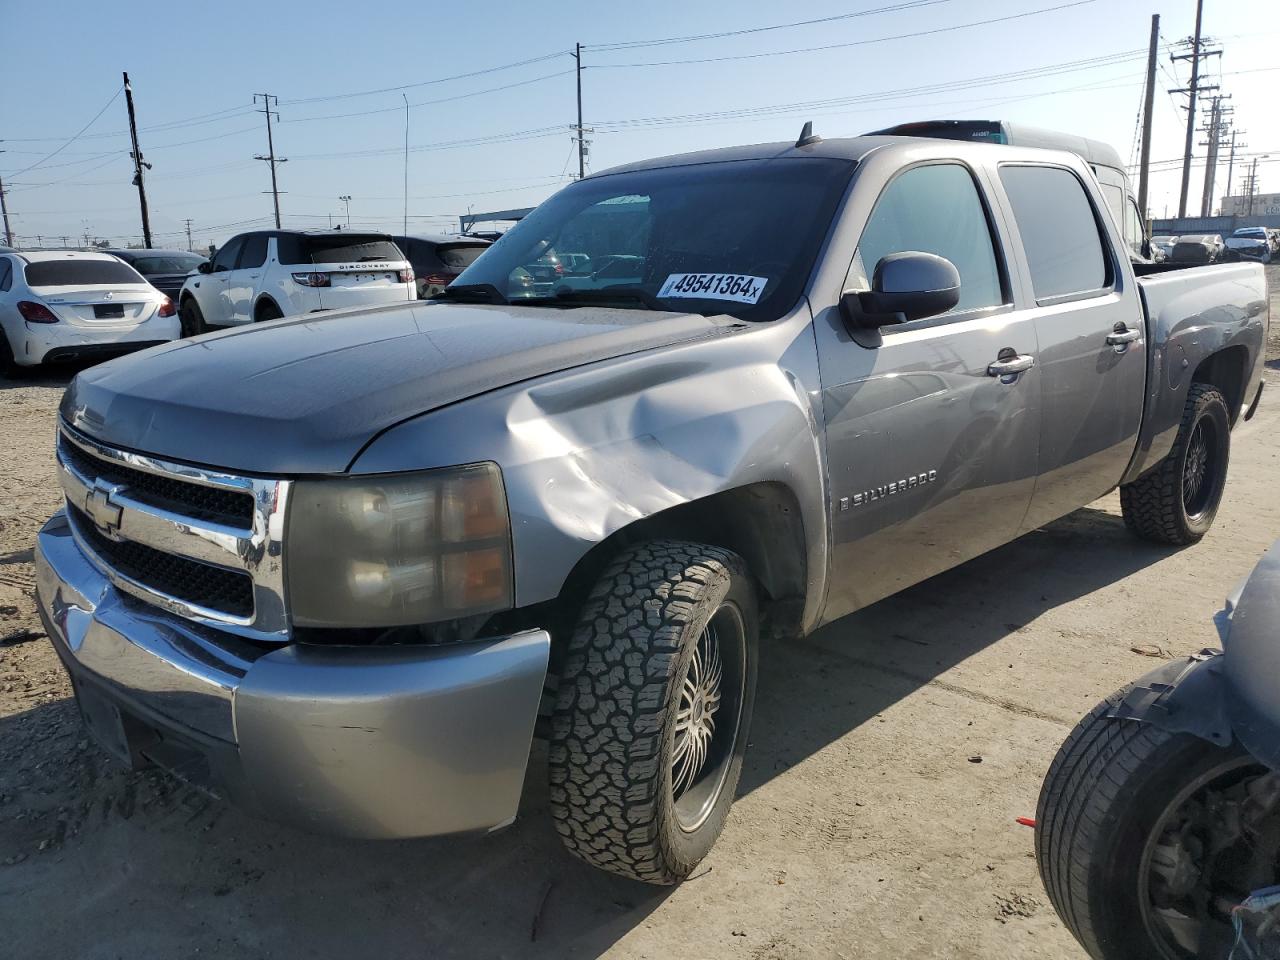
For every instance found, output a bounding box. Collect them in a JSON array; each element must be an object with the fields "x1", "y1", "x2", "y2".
[{"x1": 339, "y1": 195, "x2": 351, "y2": 228}]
